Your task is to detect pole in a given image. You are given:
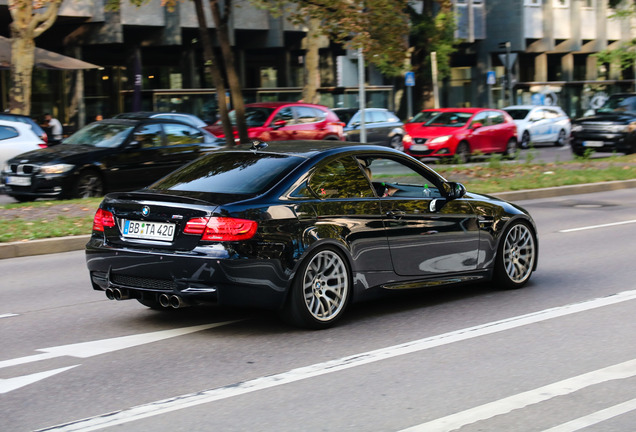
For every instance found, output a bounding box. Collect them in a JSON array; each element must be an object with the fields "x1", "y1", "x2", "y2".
[
  {"x1": 431, "y1": 51, "x2": 440, "y2": 109},
  {"x1": 505, "y1": 41, "x2": 512, "y2": 106},
  {"x1": 358, "y1": 47, "x2": 366, "y2": 143}
]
